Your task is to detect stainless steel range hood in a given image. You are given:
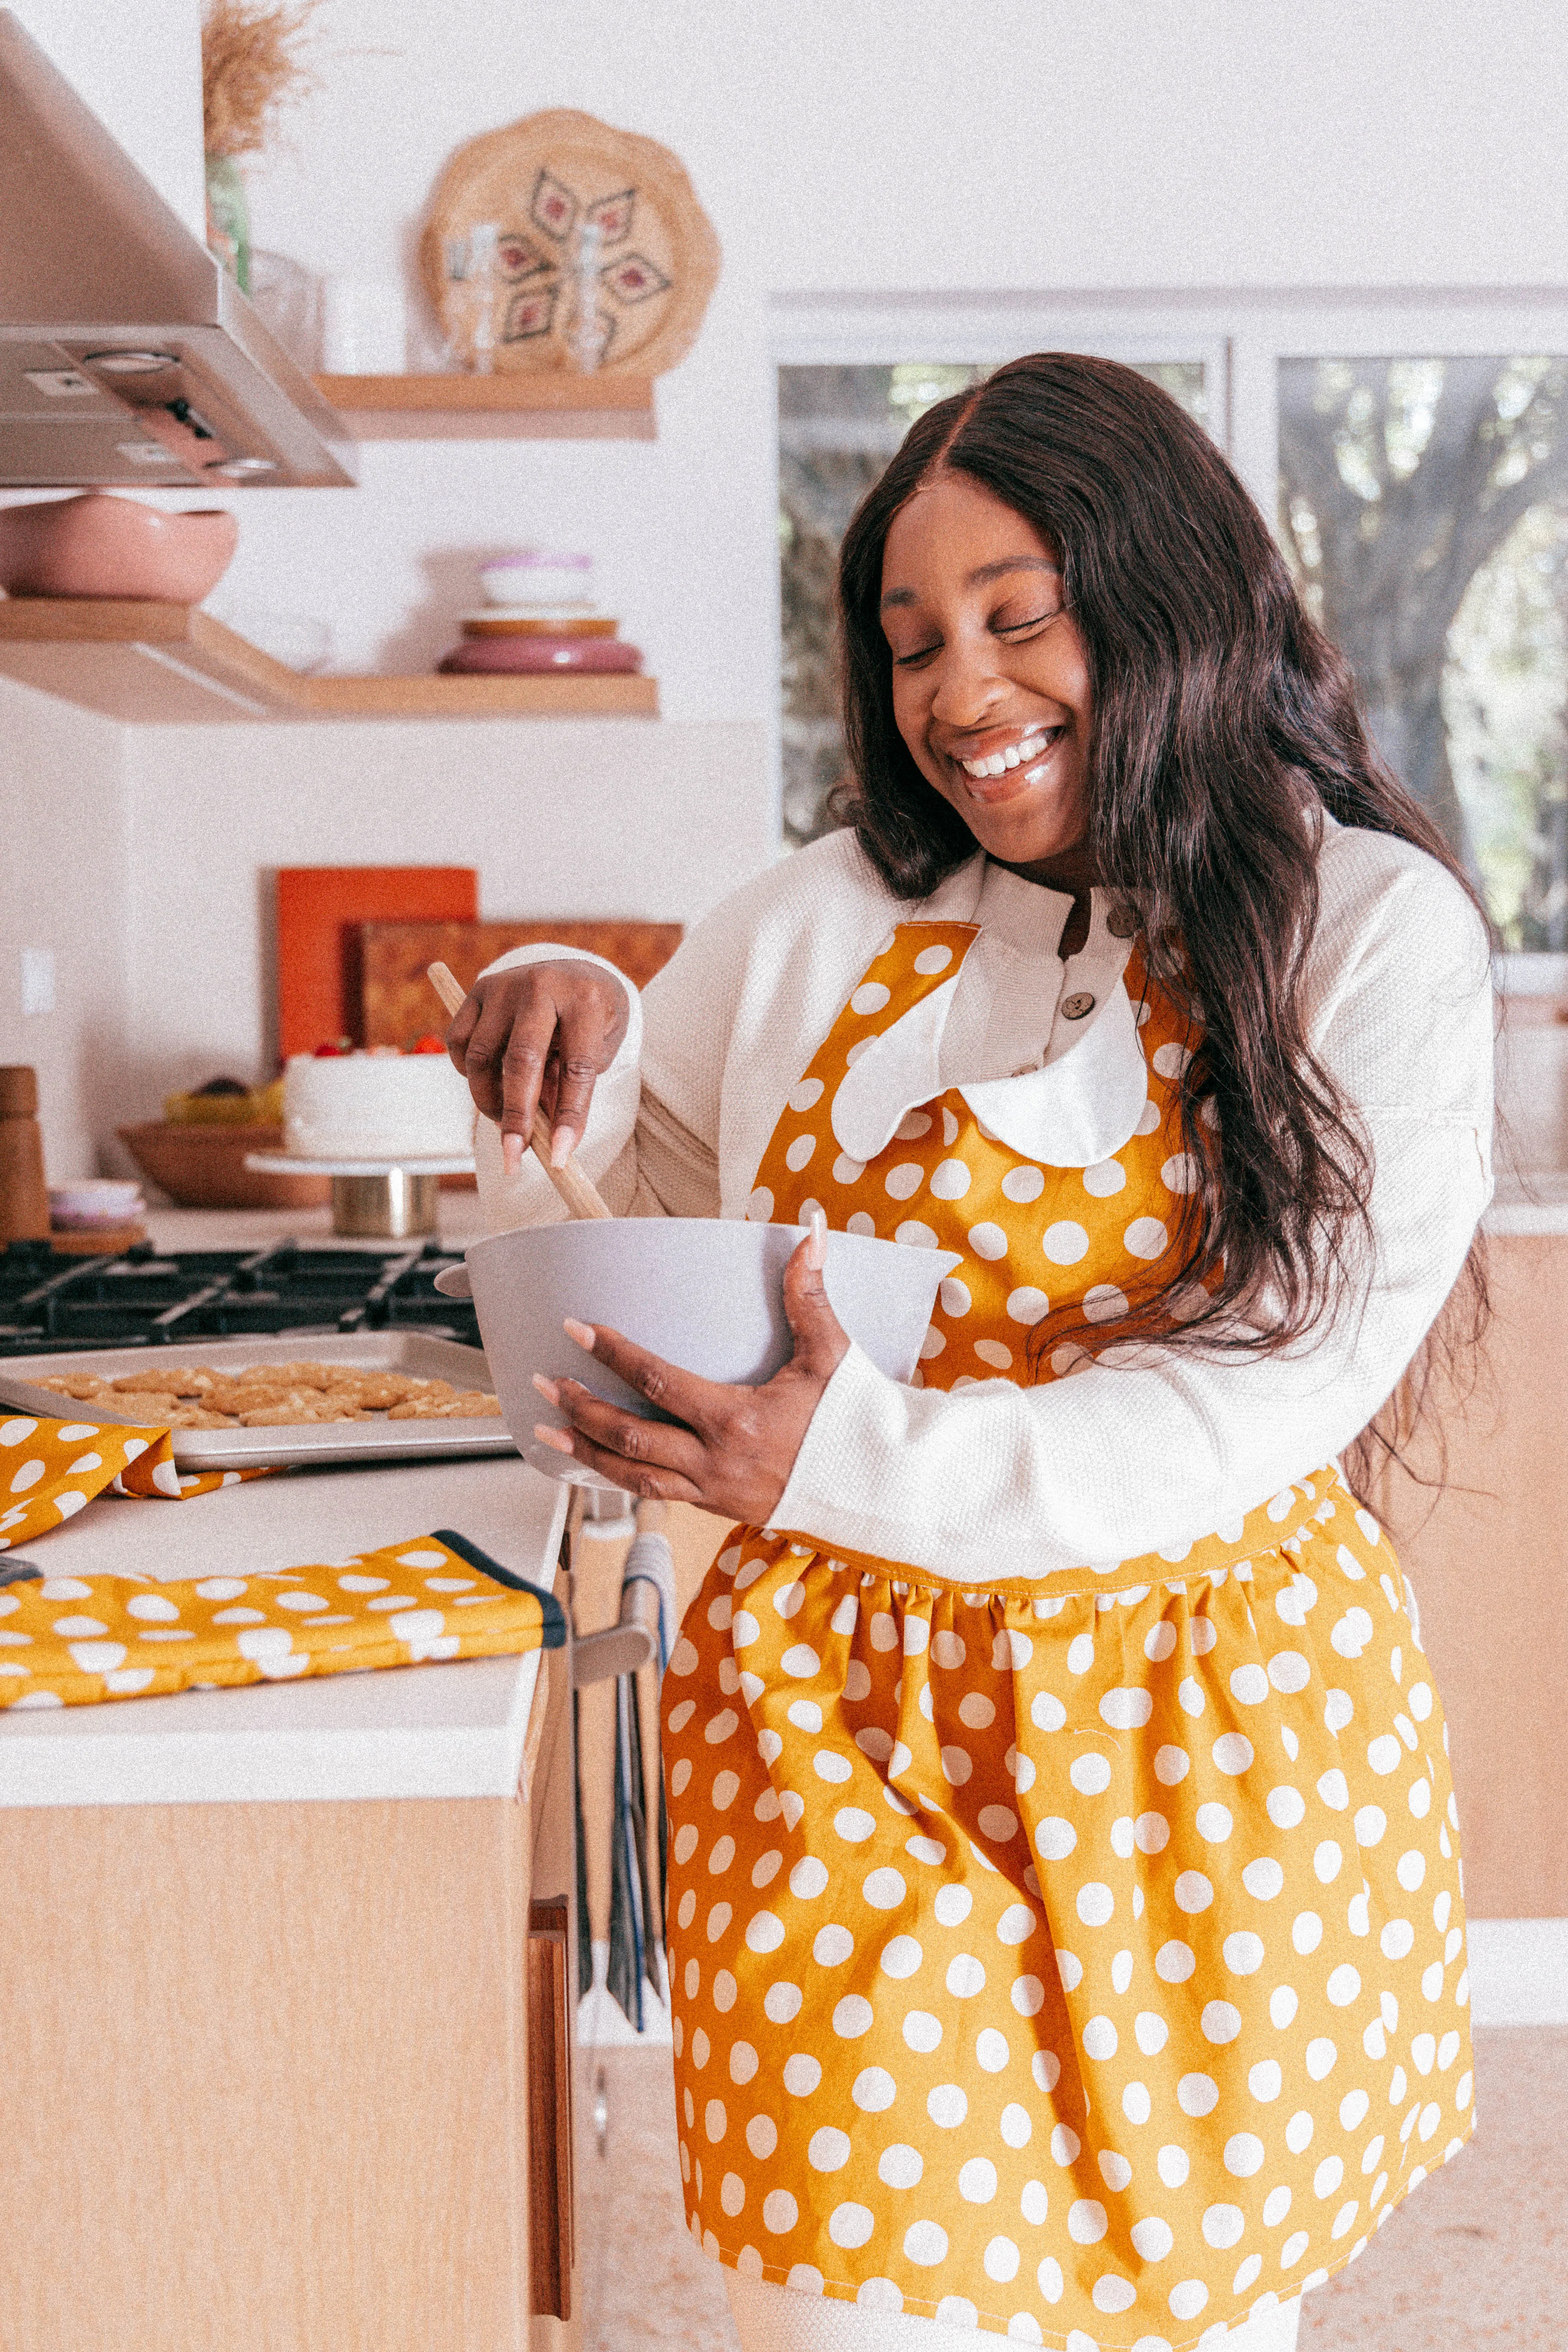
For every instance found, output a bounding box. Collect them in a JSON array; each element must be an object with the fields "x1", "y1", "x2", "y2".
[{"x1": 0, "y1": 10, "x2": 353, "y2": 488}]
